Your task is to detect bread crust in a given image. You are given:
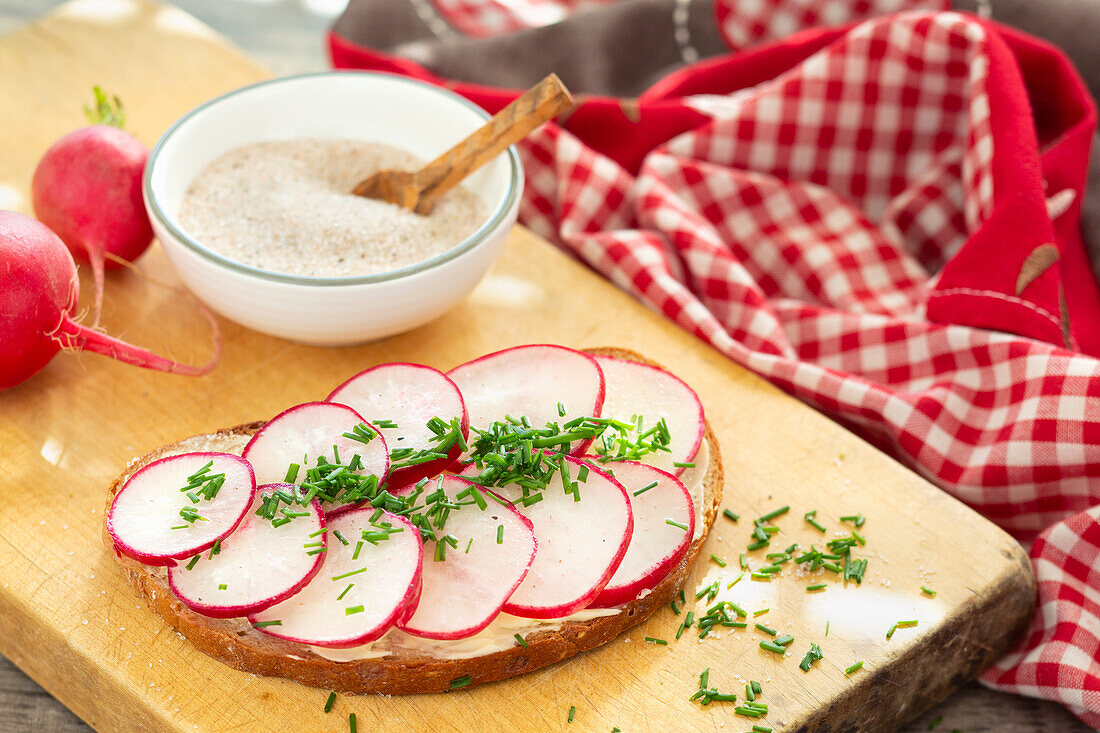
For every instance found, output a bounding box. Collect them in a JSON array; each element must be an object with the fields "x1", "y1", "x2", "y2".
[{"x1": 104, "y1": 347, "x2": 723, "y2": 694}]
